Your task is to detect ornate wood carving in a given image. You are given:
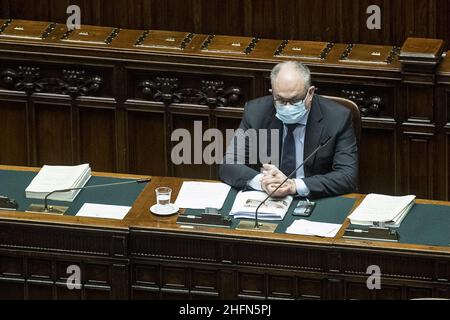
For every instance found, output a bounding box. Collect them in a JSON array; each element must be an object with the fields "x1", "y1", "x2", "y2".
[
  {"x1": 58, "y1": 69, "x2": 103, "y2": 99},
  {"x1": 1, "y1": 66, "x2": 103, "y2": 99},
  {"x1": 341, "y1": 89, "x2": 383, "y2": 117},
  {"x1": 139, "y1": 77, "x2": 243, "y2": 108},
  {"x1": 1, "y1": 66, "x2": 44, "y2": 96}
]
